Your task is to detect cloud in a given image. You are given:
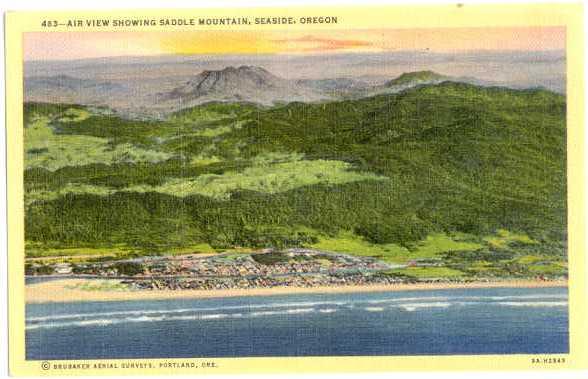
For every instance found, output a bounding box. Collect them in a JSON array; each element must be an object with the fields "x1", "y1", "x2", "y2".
[{"x1": 271, "y1": 35, "x2": 373, "y2": 52}]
